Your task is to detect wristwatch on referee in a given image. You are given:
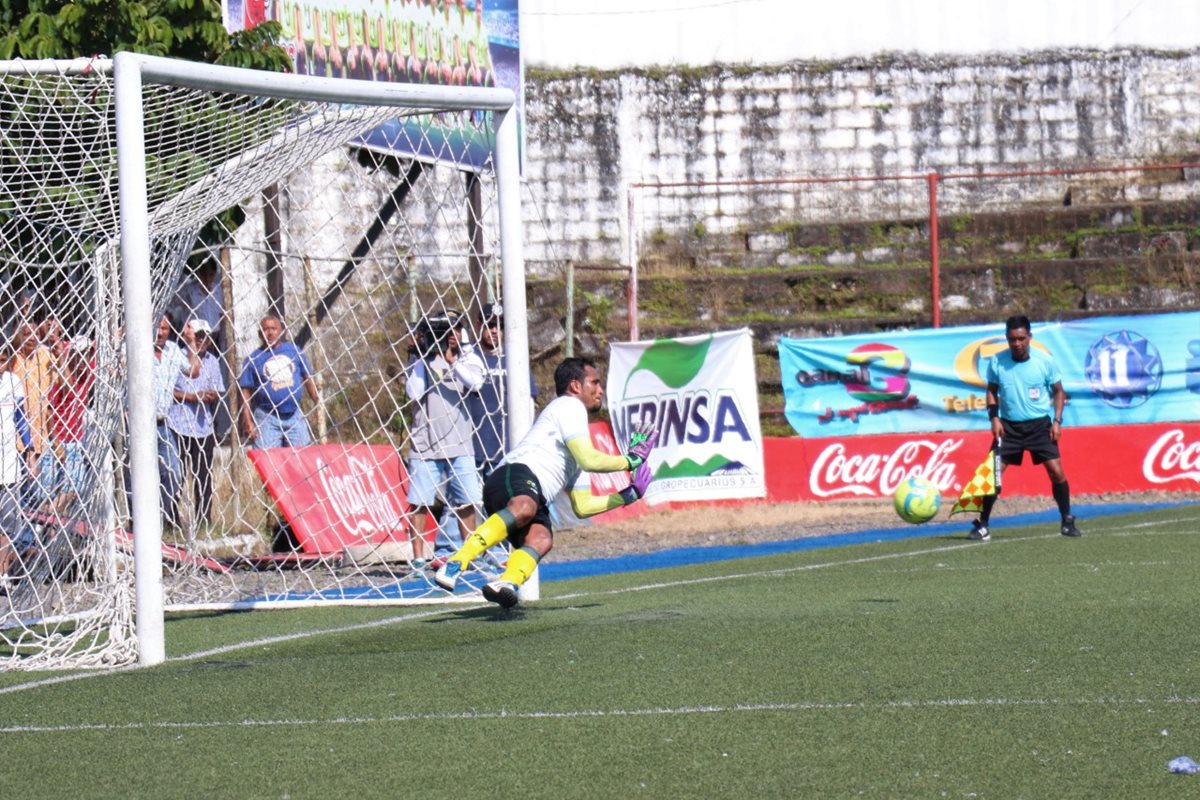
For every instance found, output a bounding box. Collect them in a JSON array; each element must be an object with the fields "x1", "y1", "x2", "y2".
[{"x1": 1053, "y1": 416, "x2": 1063, "y2": 424}]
